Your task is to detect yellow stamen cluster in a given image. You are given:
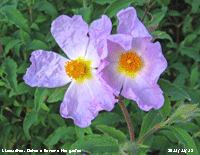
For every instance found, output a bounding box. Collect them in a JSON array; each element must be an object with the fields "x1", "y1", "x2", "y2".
[
  {"x1": 118, "y1": 52, "x2": 143, "y2": 76},
  {"x1": 64, "y1": 57, "x2": 92, "y2": 83}
]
